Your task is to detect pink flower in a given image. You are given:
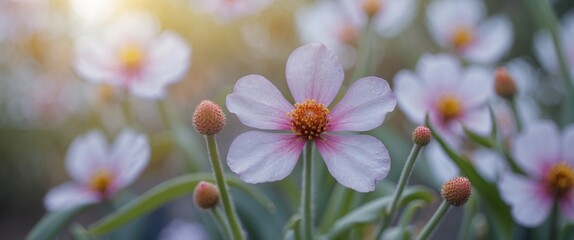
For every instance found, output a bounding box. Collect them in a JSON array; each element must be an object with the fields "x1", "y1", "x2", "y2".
[
  {"x1": 191, "y1": 0, "x2": 271, "y2": 22},
  {"x1": 226, "y1": 43, "x2": 396, "y2": 192},
  {"x1": 44, "y1": 129, "x2": 150, "y2": 211},
  {"x1": 295, "y1": 0, "x2": 417, "y2": 68},
  {"x1": 395, "y1": 54, "x2": 493, "y2": 183},
  {"x1": 499, "y1": 121, "x2": 574, "y2": 226},
  {"x1": 534, "y1": 11, "x2": 574, "y2": 78},
  {"x1": 395, "y1": 53, "x2": 493, "y2": 146},
  {"x1": 74, "y1": 13, "x2": 191, "y2": 99},
  {"x1": 426, "y1": 0, "x2": 513, "y2": 64}
]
